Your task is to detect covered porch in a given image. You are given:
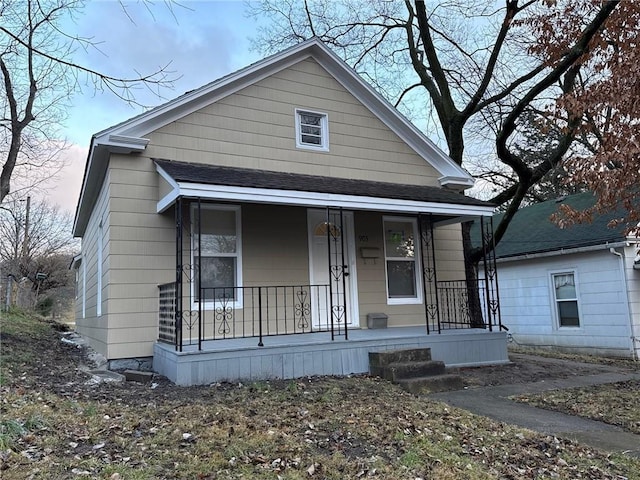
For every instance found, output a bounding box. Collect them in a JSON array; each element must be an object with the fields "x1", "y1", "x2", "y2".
[
  {"x1": 154, "y1": 326, "x2": 508, "y2": 386},
  {"x1": 153, "y1": 159, "x2": 506, "y2": 385}
]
